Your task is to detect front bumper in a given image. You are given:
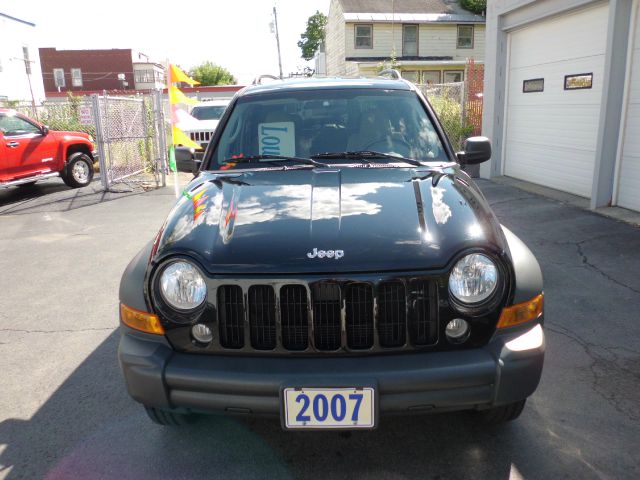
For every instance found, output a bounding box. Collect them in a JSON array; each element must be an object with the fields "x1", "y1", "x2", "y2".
[{"x1": 118, "y1": 322, "x2": 545, "y2": 416}]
